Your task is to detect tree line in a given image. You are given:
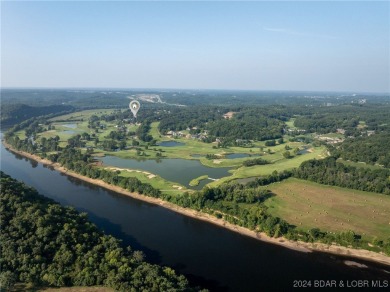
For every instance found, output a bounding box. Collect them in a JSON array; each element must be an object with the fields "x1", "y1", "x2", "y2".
[
  {"x1": 242, "y1": 158, "x2": 270, "y2": 167},
  {"x1": 0, "y1": 104, "x2": 74, "y2": 125},
  {"x1": 331, "y1": 133, "x2": 390, "y2": 168},
  {"x1": 293, "y1": 104, "x2": 390, "y2": 135},
  {"x1": 0, "y1": 172, "x2": 202, "y2": 291},
  {"x1": 294, "y1": 157, "x2": 390, "y2": 195},
  {"x1": 165, "y1": 179, "x2": 390, "y2": 254}
]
